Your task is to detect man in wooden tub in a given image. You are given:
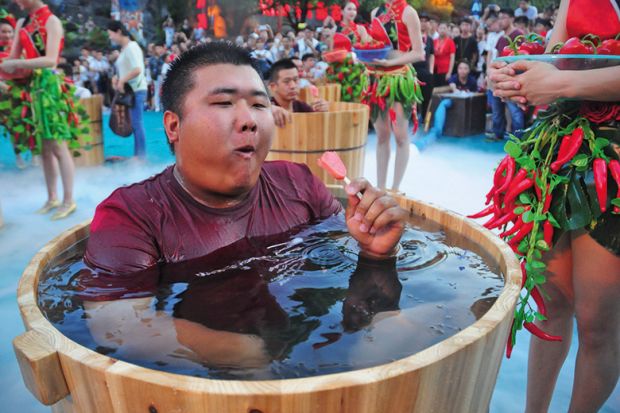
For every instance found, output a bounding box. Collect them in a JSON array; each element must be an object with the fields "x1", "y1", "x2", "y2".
[{"x1": 80, "y1": 42, "x2": 406, "y2": 369}]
